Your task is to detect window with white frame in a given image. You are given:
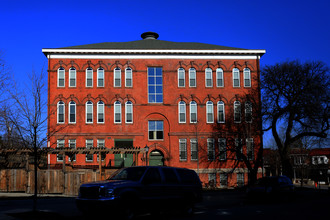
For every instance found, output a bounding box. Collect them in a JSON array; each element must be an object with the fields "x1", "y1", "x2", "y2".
[
  {"x1": 114, "y1": 101, "x2": 121, "y2": 123},
  {"x1": 58, "y1": 67, "x2": 65, "y2": 87},
  {"x1": 190, "y1": 101, "x2": 197, "y2": 123},
  {"x1": 97, "y1": 139, "x2": 106, "y2": 161},
  {"x1": 235, "y1": 138, "x2": 243, "y2": 161},
  {"x1": 206, "y1": 101, "x2": 214, "y2": 123},
  {"x1": 69, "y1": 67, "x2": 76, "y2": 87},
  {"x1": 178, "y1": 68, "x2": 185, "y2": 87},
  {"x1": 191, "y1": 139, "x2": 198, "y2": 161},
  {"x1": 218, "y1": 138, "x2": 226, "y2": 160},
  {"x1": 243, "y1": 68, "x2": 251, "y2": 87},
  {"x1": 179, "y1": 139, "x2": 187, "y2": 161},
  {"x1": 125, "y1": 101, "x2": 133, "y2": 123},
  {"x1": 57, "y1": 101, "x2": 65, "y2": 123},
  {"x1": 245, "y1": 101, "x2": 252, "y2": 123},
  {"x1": 178, "y1": 101, "x2": 186, "y2": 123},
  {"x1": 69, "y1": 101, "x2": 76, "y2": 123},
  {"x1": 217, "y1": 101, "x2": 225, "y2": 123},
  {"x1": 246, "y1": 138, "x2": 254, "y2": 160},
  {"x1": 97, "y1": 68, "x2": 104, "y2": 87},
  {"x1": 86, "y1": 67, "x2": 93, "y2": 87},
  {"x1": 97, "y1": 101, "x2": 104, "y2": 123},
  {"x1": 148, "y1": 67, "x2": 163, "y2": 103},
  {"x1": 189, "y1": 68, "x2": 196, "y2": 87},
  {"x1": 216, "y1": 68, "x2": 224, "y2": 87},
  {"x1": 86, "y1": 139, "x2": 93, "y2": 162},
  {"x1": 233, "y1": 68, "x2": 240, "y2": 87},
  {"x1": 234, "y1": 101, "x2": 241, "y2": 123},
  {"x1": 57, "y1": 139, "x2": 64, "y2": 161},
  {"x1": 207, "y1": 138, "x2": 215, "y2": 161},
  {"x1": 237, "y1": 173, "x2": 244, "y2": 187},
  {"x1": 220, "y1": 173, "x2": 228, "y2": 188},
  {"x1": 125, "y1": 67, "x2": 132, "y2": 87},
  {"x1": 205, "y1": 68, "x2": 213, "y2": 87},
  {"x1": 114, "y1": 67, "x2": 121, "y2": 87},
  {"x1": 86, "y1": 101, "x2": 93, "y2": 123},
  {"x1": 68, "y1": 139, "x2": 76, "y2": 161},
  {"x1": 148, "y1": 121, "x2": 164, "y2": 140}
]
